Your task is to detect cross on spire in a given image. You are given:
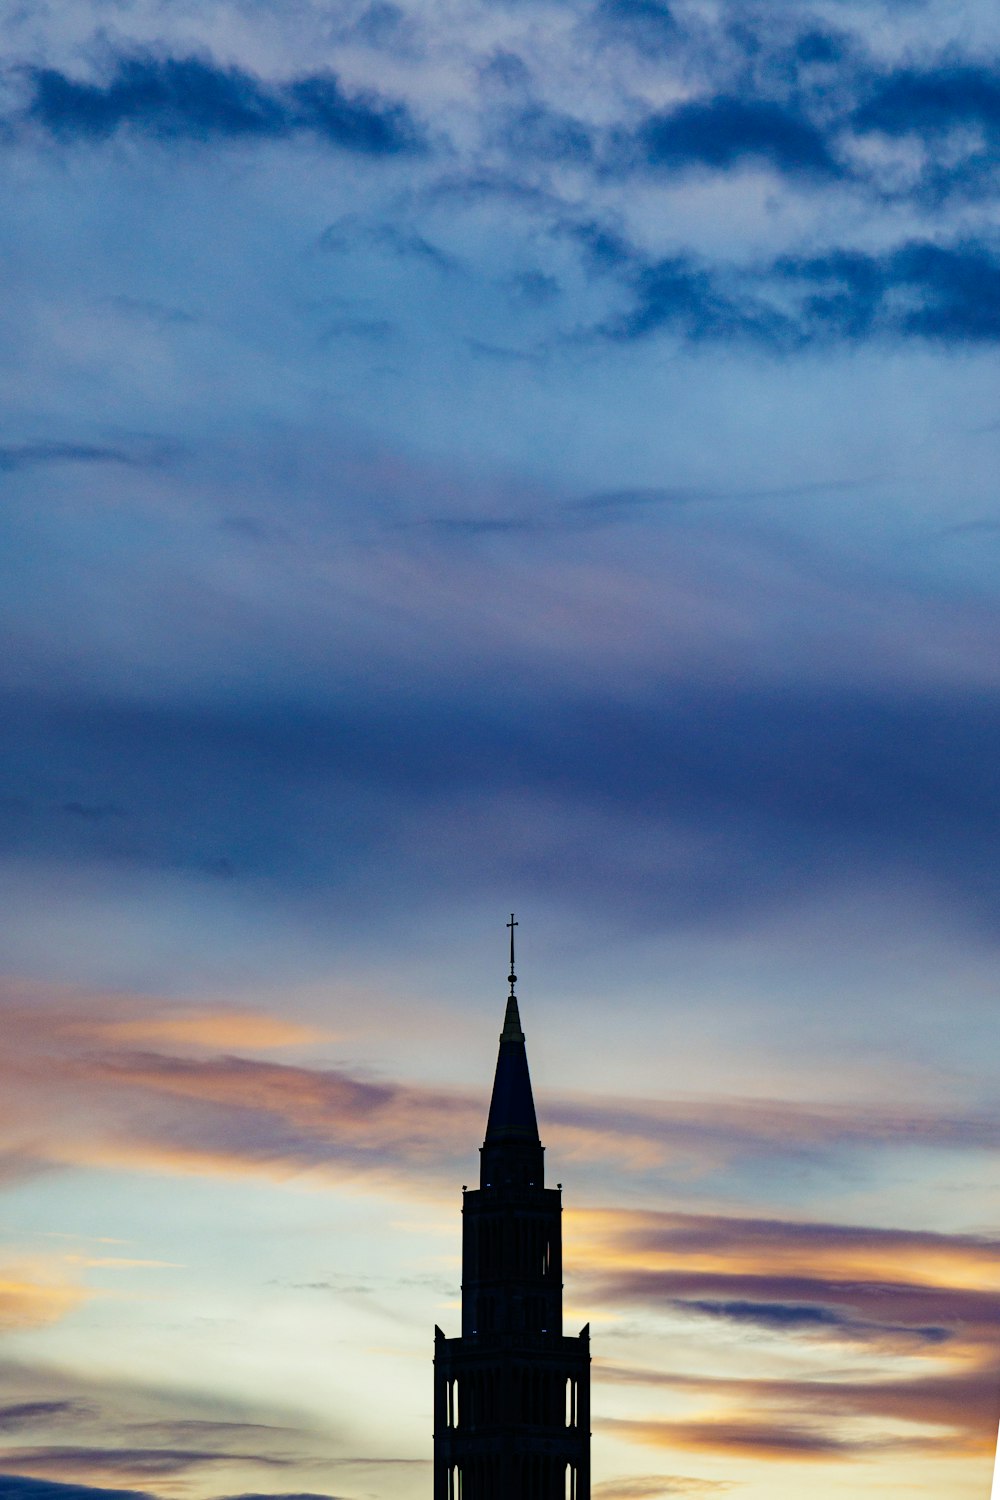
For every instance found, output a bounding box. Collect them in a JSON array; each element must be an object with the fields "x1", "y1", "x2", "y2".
[{"x1": 506, "y1": 913, "x2": 518, "y2": 996}]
